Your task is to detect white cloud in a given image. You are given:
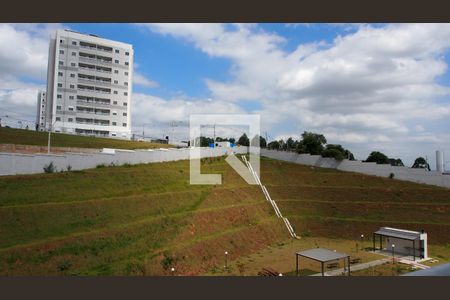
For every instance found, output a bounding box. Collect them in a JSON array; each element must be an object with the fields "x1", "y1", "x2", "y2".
[
  {"x1": 133, "y1": 72, "x2": 158, "y2": 88},
  {"x1": 139, "y1": 23, "x2": 450, "y2": 166}
]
